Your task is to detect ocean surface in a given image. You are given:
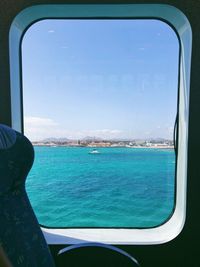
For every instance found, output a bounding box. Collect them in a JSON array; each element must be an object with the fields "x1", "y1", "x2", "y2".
[{"x1": 26, "y1": 147, "x2": 175, "y2": 228}]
